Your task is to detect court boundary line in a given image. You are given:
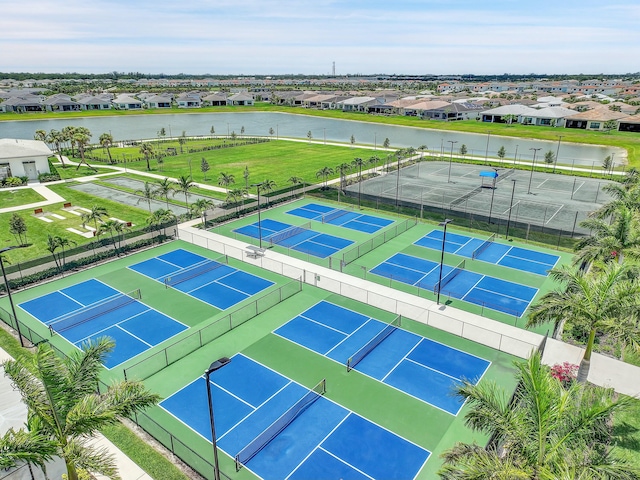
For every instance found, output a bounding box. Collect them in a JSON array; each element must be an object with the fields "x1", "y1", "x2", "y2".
[
  {"x1": 160, "y1": 353, "x2": 431, "y2": 479},
  {"x1": 273, "y1": 301, "x2": 492, "y2": 415}
]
